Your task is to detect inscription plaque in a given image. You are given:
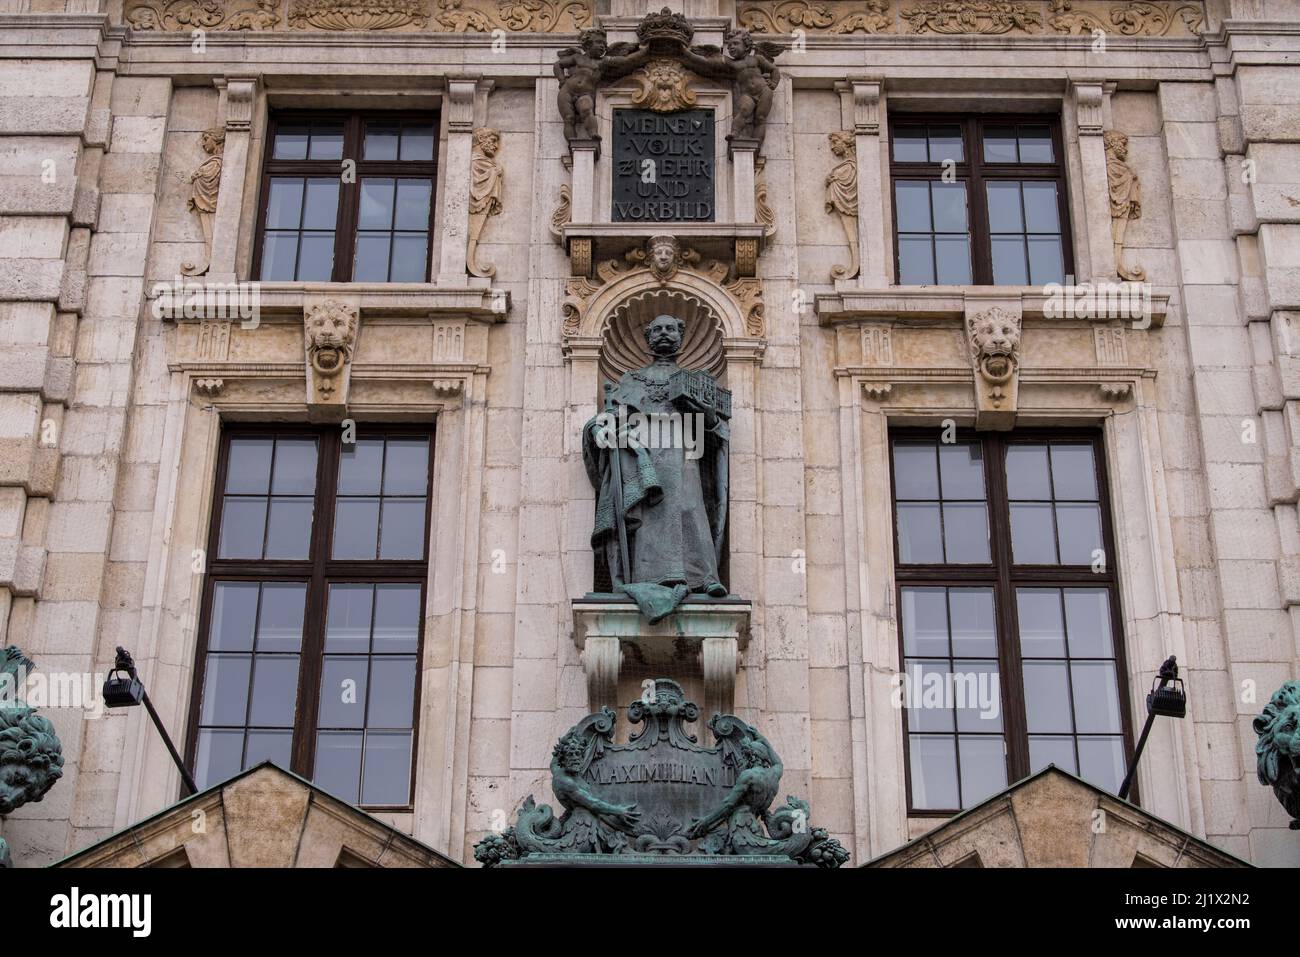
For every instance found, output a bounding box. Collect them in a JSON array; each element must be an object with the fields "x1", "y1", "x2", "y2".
[{"x1": 612, "y1": 108, "x2": 715, "y2": 223}]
